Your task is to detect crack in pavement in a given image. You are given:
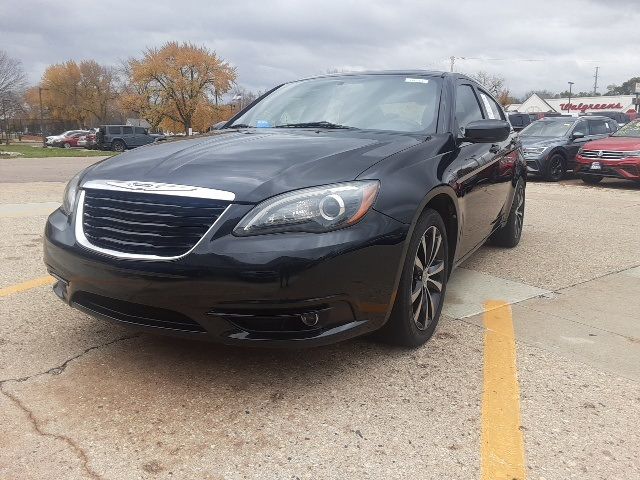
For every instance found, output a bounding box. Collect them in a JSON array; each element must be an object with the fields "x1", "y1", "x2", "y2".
[
  {"x1": 0, "y1": 332, "x2": 140, "y2": 480},
  {"x1": 1, "y1": 386, "x2": 103, "y2": 480},
  {"x1": 0, "y1": 333, "x2": 140, "y2": 385}
]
